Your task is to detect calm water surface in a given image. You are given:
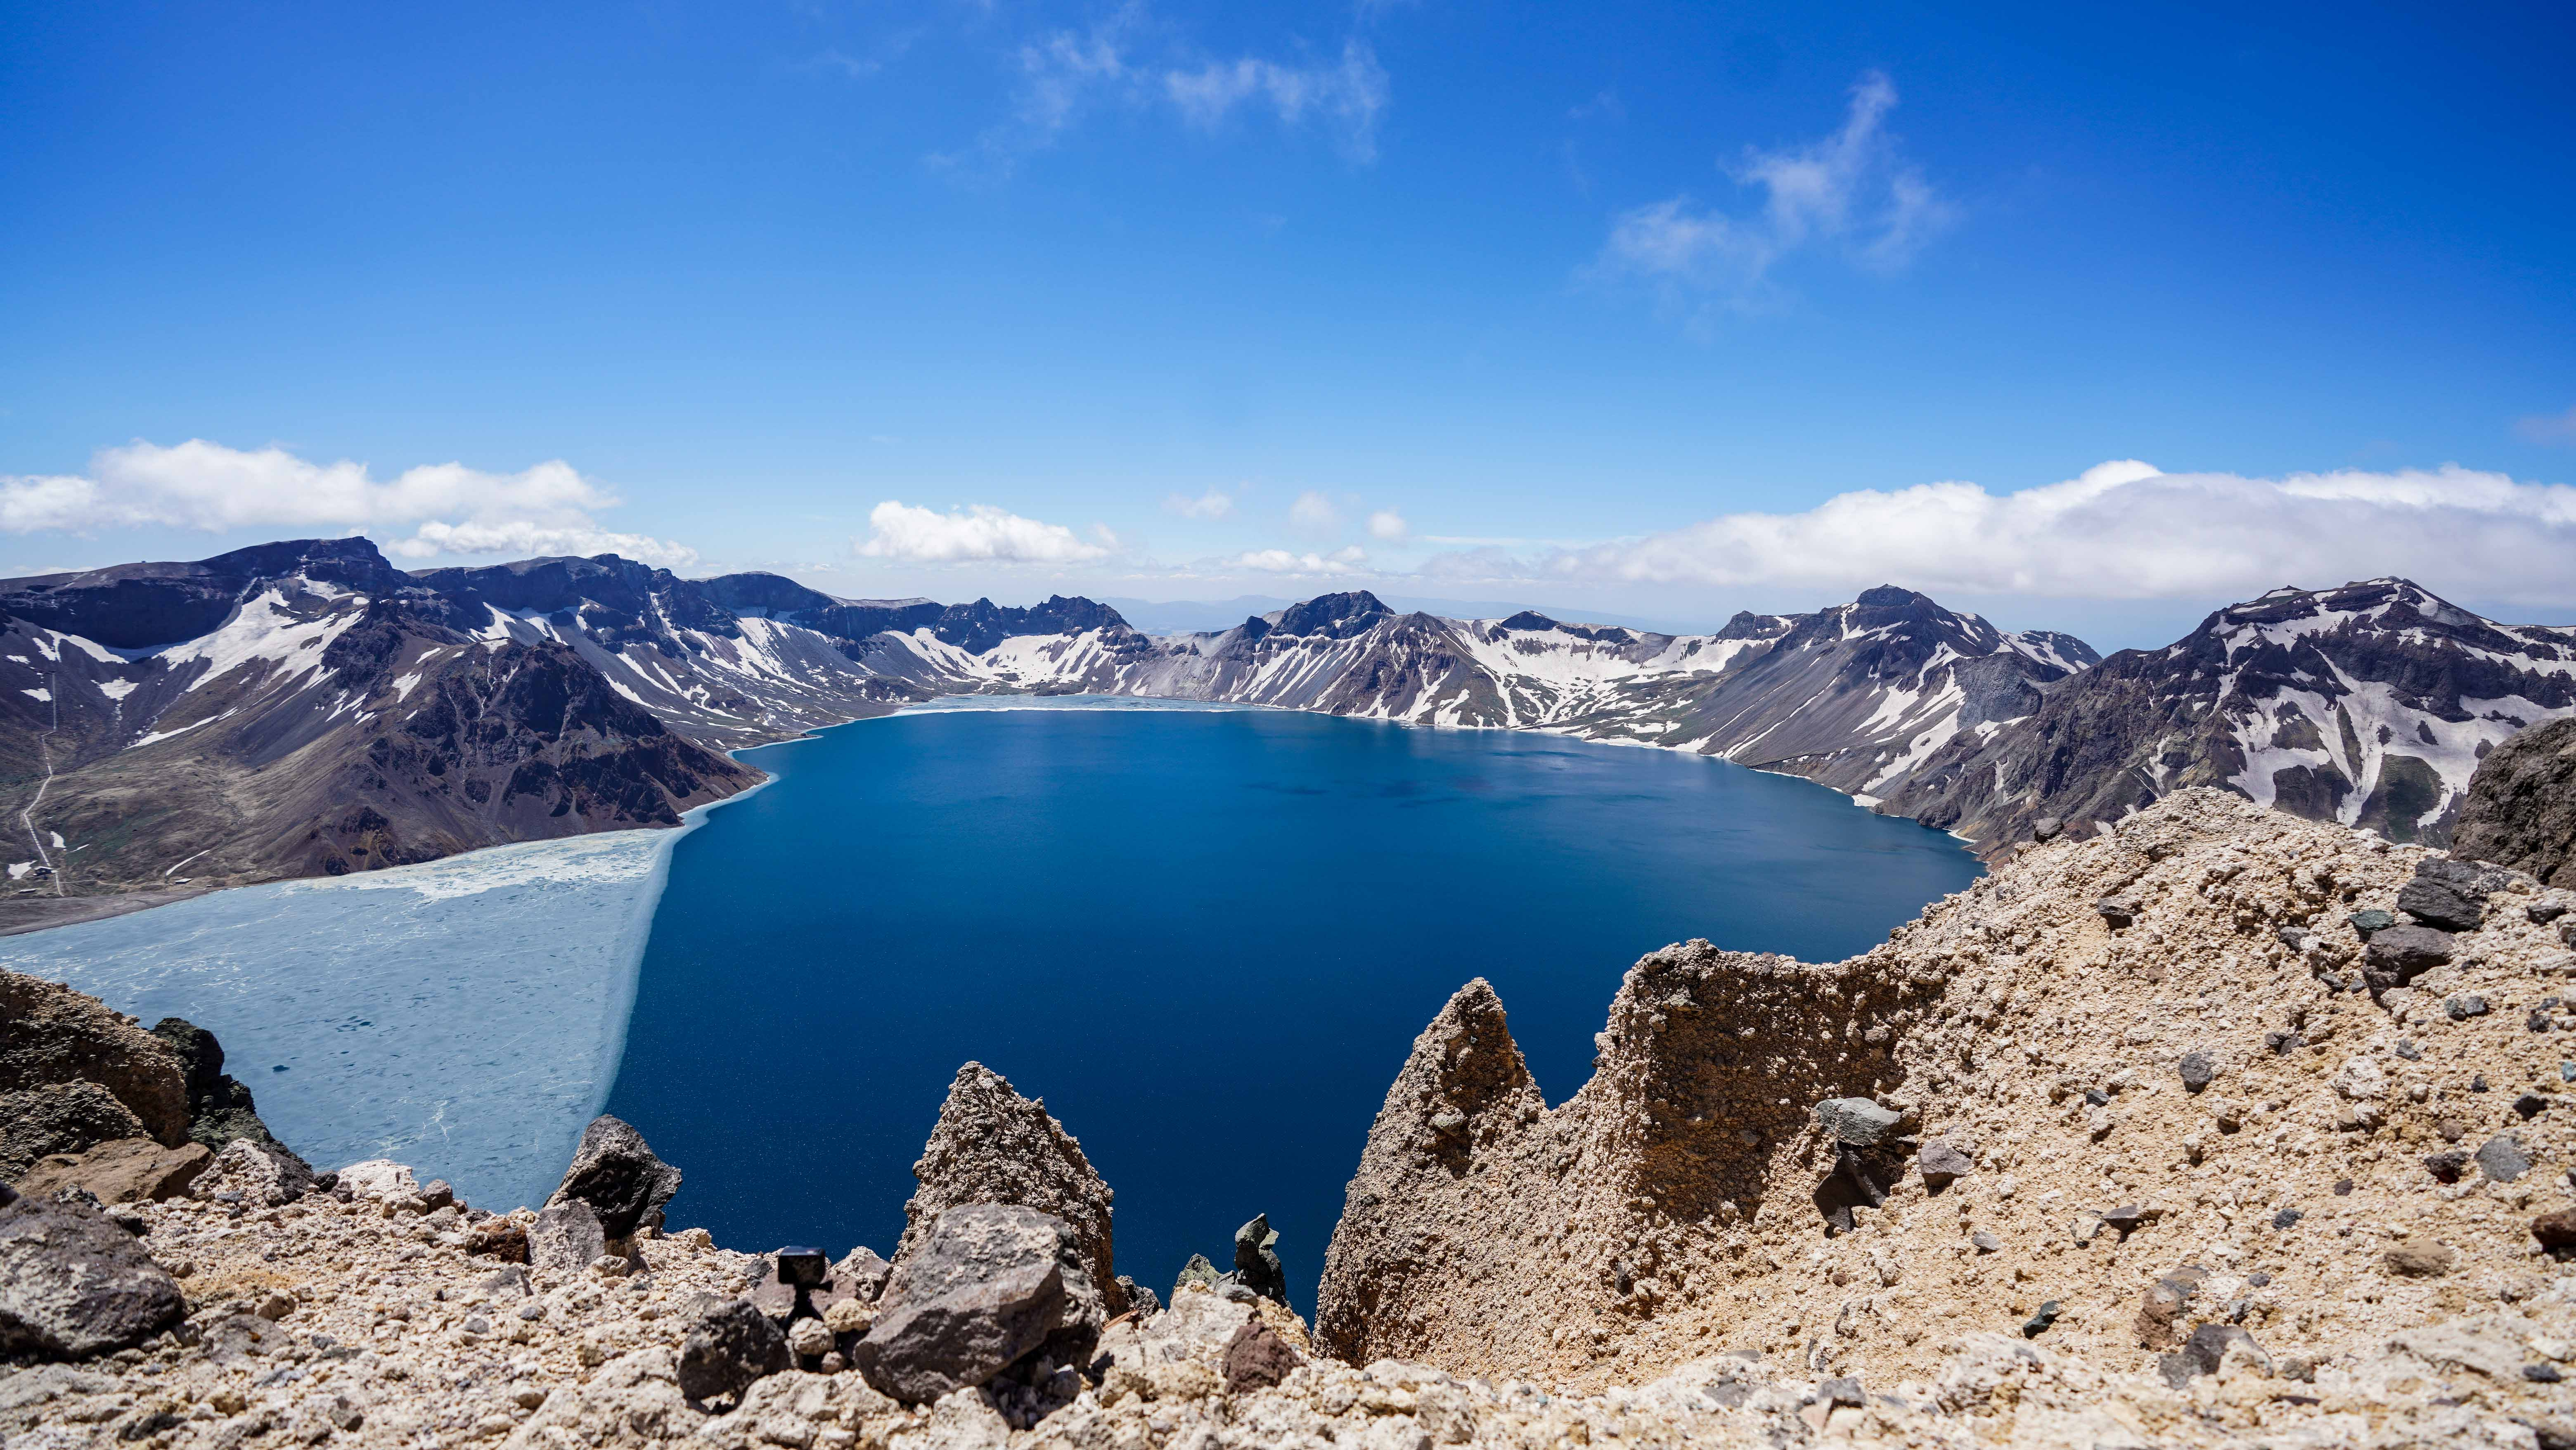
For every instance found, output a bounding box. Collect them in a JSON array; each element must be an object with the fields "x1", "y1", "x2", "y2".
[{"x1": 604, "y1": 701, "x2": 1979, "y2": 1306}]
